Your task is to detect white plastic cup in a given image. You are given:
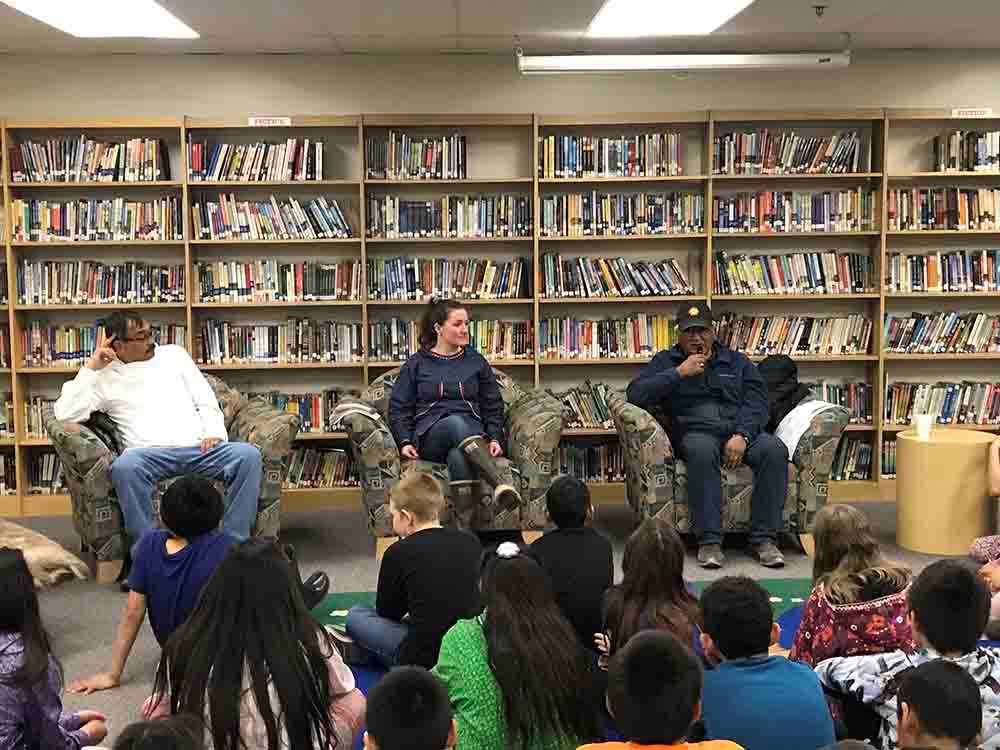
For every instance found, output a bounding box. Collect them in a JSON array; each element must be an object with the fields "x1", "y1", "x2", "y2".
[{"x1": 913, "y1": 414, "x2": 933, "y2": 441}]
